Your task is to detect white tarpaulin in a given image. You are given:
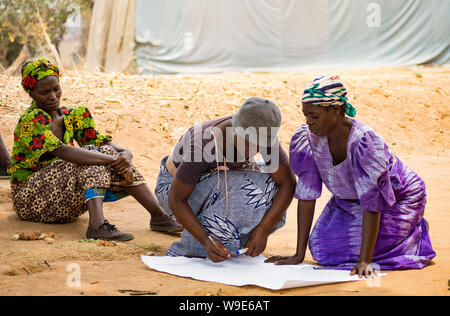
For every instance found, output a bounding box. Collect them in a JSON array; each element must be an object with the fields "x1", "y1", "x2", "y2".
[
  {"x1": 141, "y1": 255, "x2": 383, "y2": 290},
  {"x1": 135, "y1": 0, "x2": 450, "y2": 75},
  {"x1": 85, "y1": 0, "x2": 136, "y2": 73}
]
